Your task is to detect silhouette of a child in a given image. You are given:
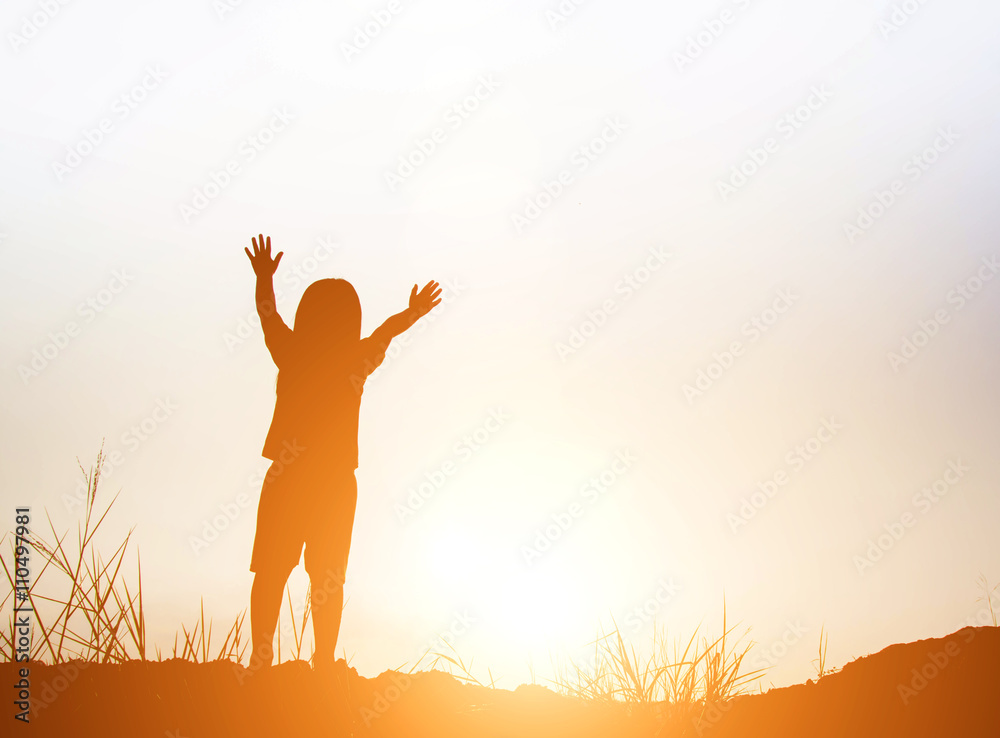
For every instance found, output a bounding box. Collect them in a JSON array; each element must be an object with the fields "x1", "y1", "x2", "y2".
[{"x1": 244, "y1": 234, "x2": 441, "y2": 674}]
